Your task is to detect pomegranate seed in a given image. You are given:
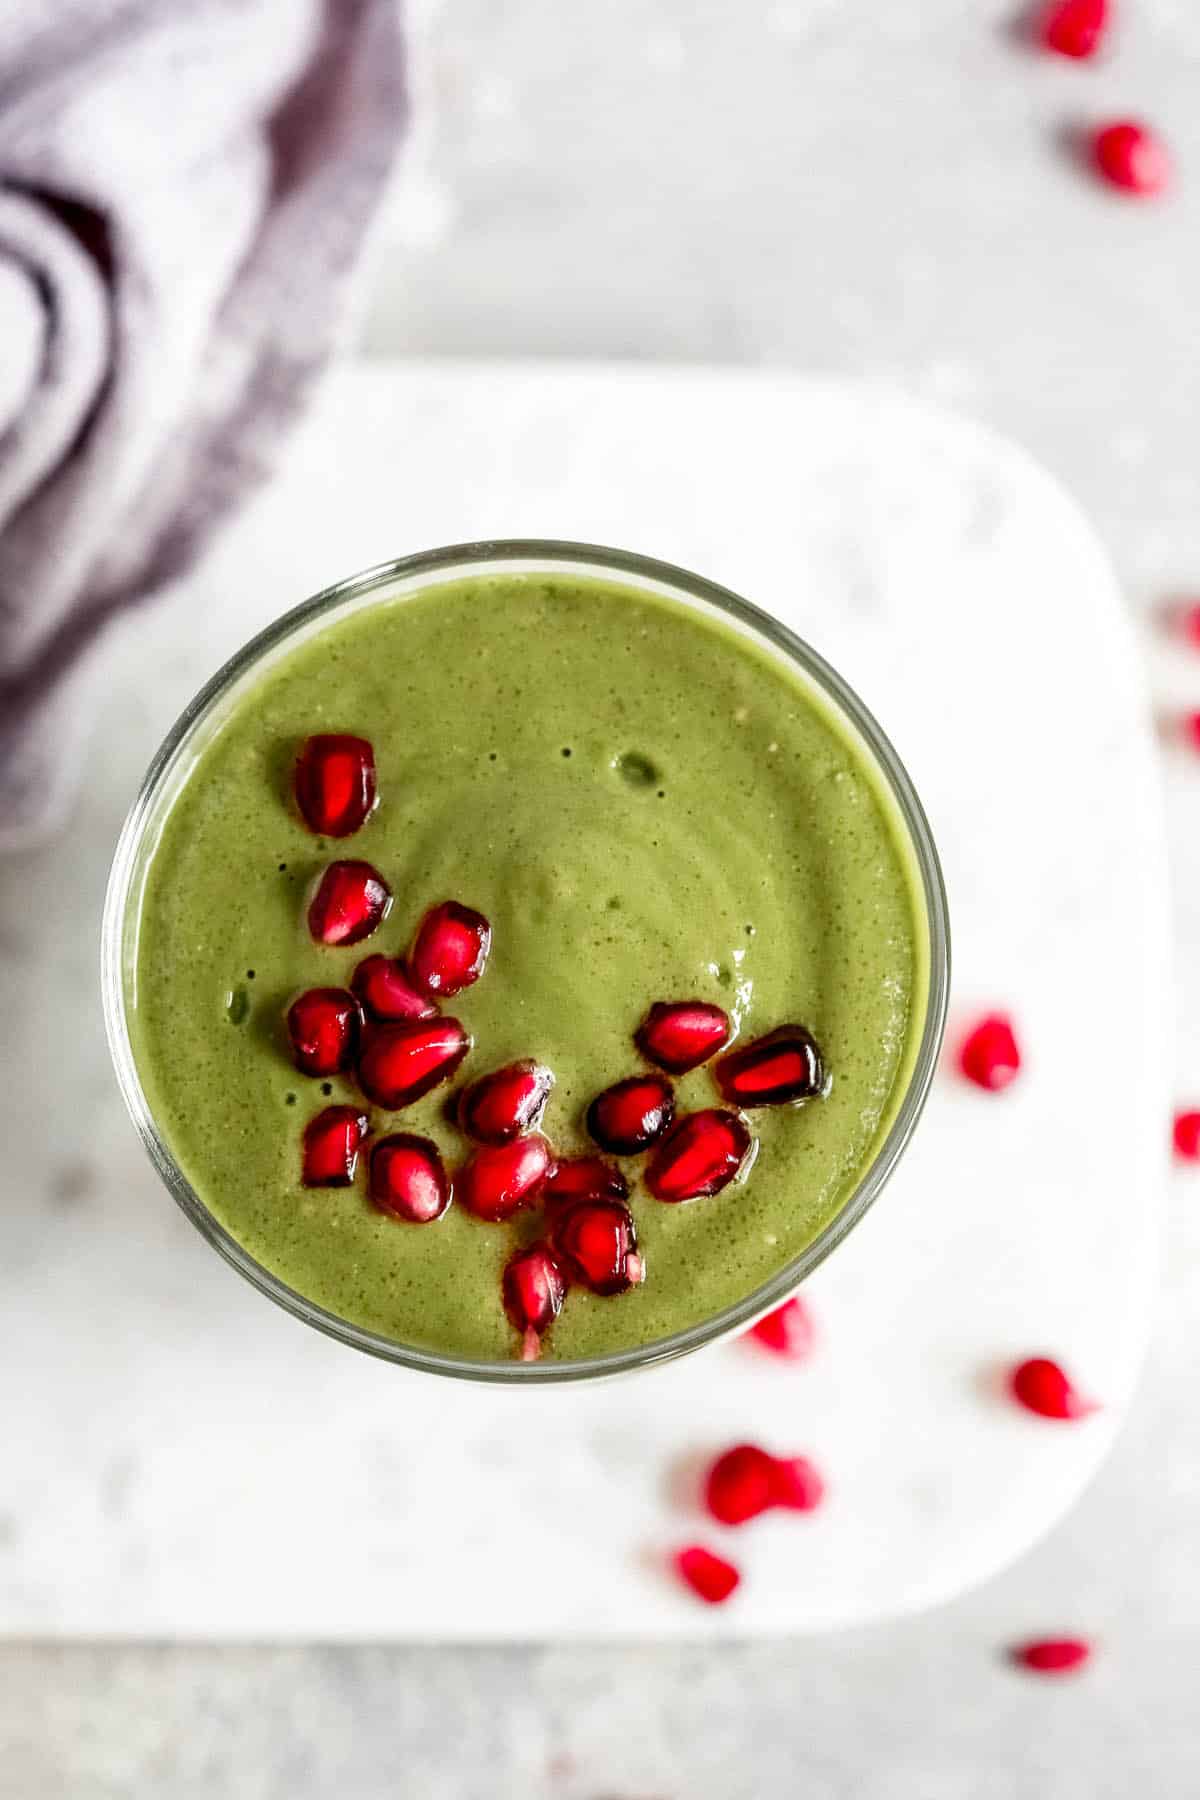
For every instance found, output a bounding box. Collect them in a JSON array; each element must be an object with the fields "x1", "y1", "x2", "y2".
[
  {"x1": 458, "y1": 1059, "x2": 555, "y2": 1144},
  {"x1": 1010, "y1": 1356, "x2": 1098, "y2": 1421},
  {"x1": 294, "y1": 734, "x2": 377, "y2": 838},
  {"x1": 645, "y1": 1108, "x2": 753, "y2": 1202},
  {"x1": 1184, "y1": 711, "x2": 1200, "y2": 754},
  {"x1": 704, "y1": 1444, "x2": 776, "y2": 1526},
  {"x1": 1010, "y1": 1637, "x2": 1093, "y2": 1675},
  {"x1": 1182, "y1": 603, "x2": 1200, "y2": 650},
  {"x1": 550, "y1": 1197, "x2": 641, "y2": 1296},
  {"x1": 958, "y1": 1014, "x2": 1021, "y2": 1092},
  {"x1": 747, "y1": 1295, "x2": 815, "y2": 1359},
  {"x1": 1091, "y1": 121, "x2": 1171, "y2": 197},
  {"x1": 351, "y1": 955, "x2": 437, "y2": 1023},
  {"x1": 369, "y1": 1133, "x2": 451, "y2": 1224},
  {"x1": 357, "y1": 1017, "x2": 471, "y2": 1108},
  {"x1": 1173, "y1": 1110, "x2": 1200, "y2": 1160},
  {"x1": 285, "y1": 988, "x2": 361, "y2": 1076},
  {"x1": 541, "y1": 1155, "x2": 629, "y2": 1208},
  {"x1": 635, "y1": 1000, "x2": 731, "y2": 1074},
  {"x1": 586, "y1": 1074, "x2": 675, "y2": 1154},
  {"x1": 409, "y1": 901, "x2": 492, "y2": 996},
  {"x1": 715, "y1": 1026, "x2": 824, "y2": 1108},
  {"x1": 675, "y1": 1545, "x2": 741, "y2": 1606},
  {"x1": 502, "y1": 1240, "x2": 568, "y2": 1359},
  {"x1": 302, "y1": 1105, "x2": 369, "y2": 1187},
  {"x1": 768, "y1": 1455, "x2": 825, "y2": 1512},
  {"x1": 458, "y1": 1134, "x2": 552, "y2": 1222},
  {"x1": 1039, "y1": 0, "x2": 1108, "y2": 59},
  {"x1": 307, "y1": 861, "x2": 392, "y2": 947}
]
